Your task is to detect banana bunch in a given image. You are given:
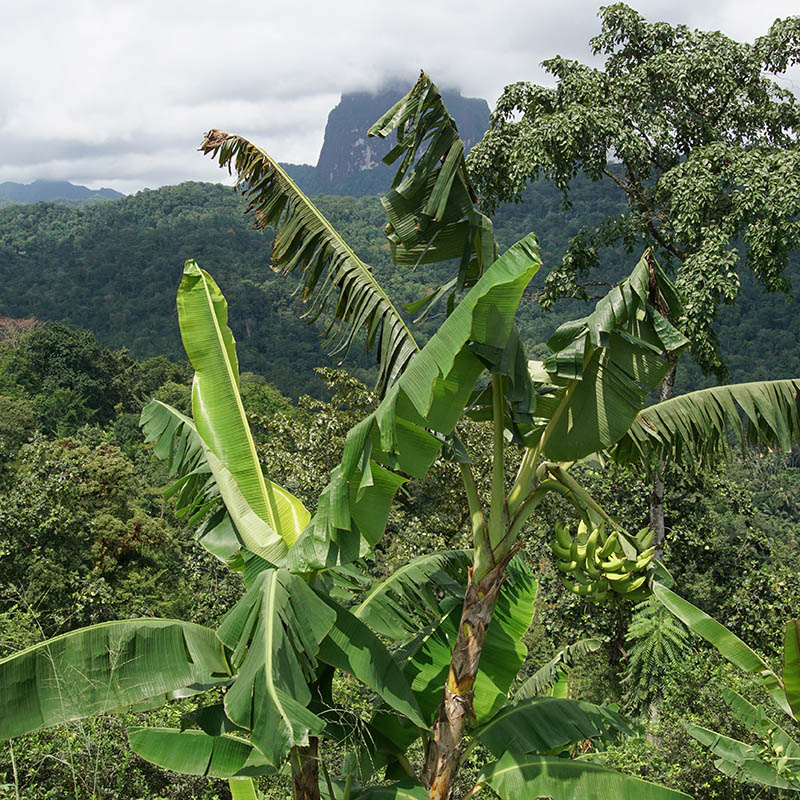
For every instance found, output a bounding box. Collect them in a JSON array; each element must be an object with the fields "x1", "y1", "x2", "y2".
[{"x1": 550, "y1": 520, "x2": 655, "y2": 602}]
